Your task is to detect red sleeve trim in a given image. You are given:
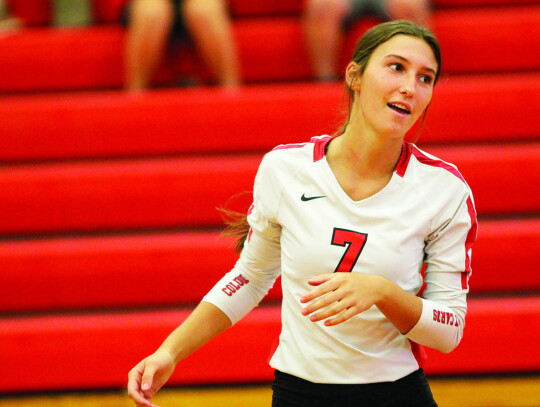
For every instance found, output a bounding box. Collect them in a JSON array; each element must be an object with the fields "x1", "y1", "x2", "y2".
[
  {"x1": 409, "y1": 145, "x2": 477, "y2": 289},
  {"x1": 462, "y1": 196, "x2": 478, "y2": 289}
]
